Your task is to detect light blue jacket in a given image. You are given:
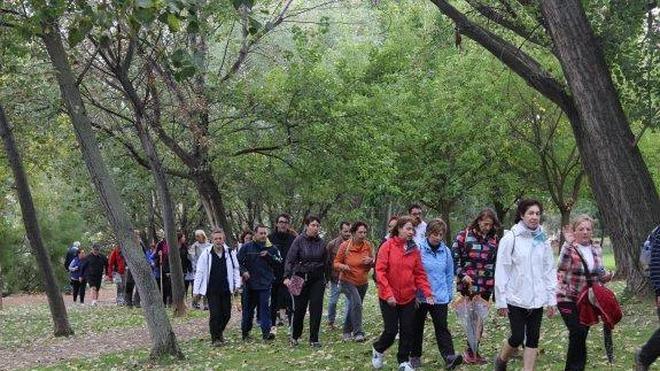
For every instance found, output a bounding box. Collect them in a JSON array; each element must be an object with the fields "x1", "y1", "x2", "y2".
[{"x1": 417, "y1": 239, "x2": 454, "y2": 304}]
